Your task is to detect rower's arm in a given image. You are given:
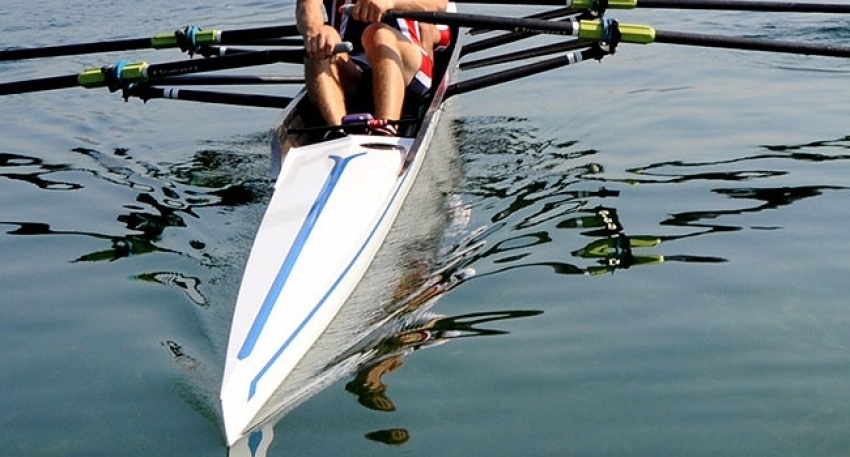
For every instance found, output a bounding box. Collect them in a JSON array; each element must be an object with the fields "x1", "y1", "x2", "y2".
[
  {"x1": 296, "y1": 0, "x2": 327, "y2": 37},
  {"x1": 385, "y1": 0, "x2": 448, "y2": 12},
  {"x1": 298, "y1": 0, "x2": 344, "y2": 60}
]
